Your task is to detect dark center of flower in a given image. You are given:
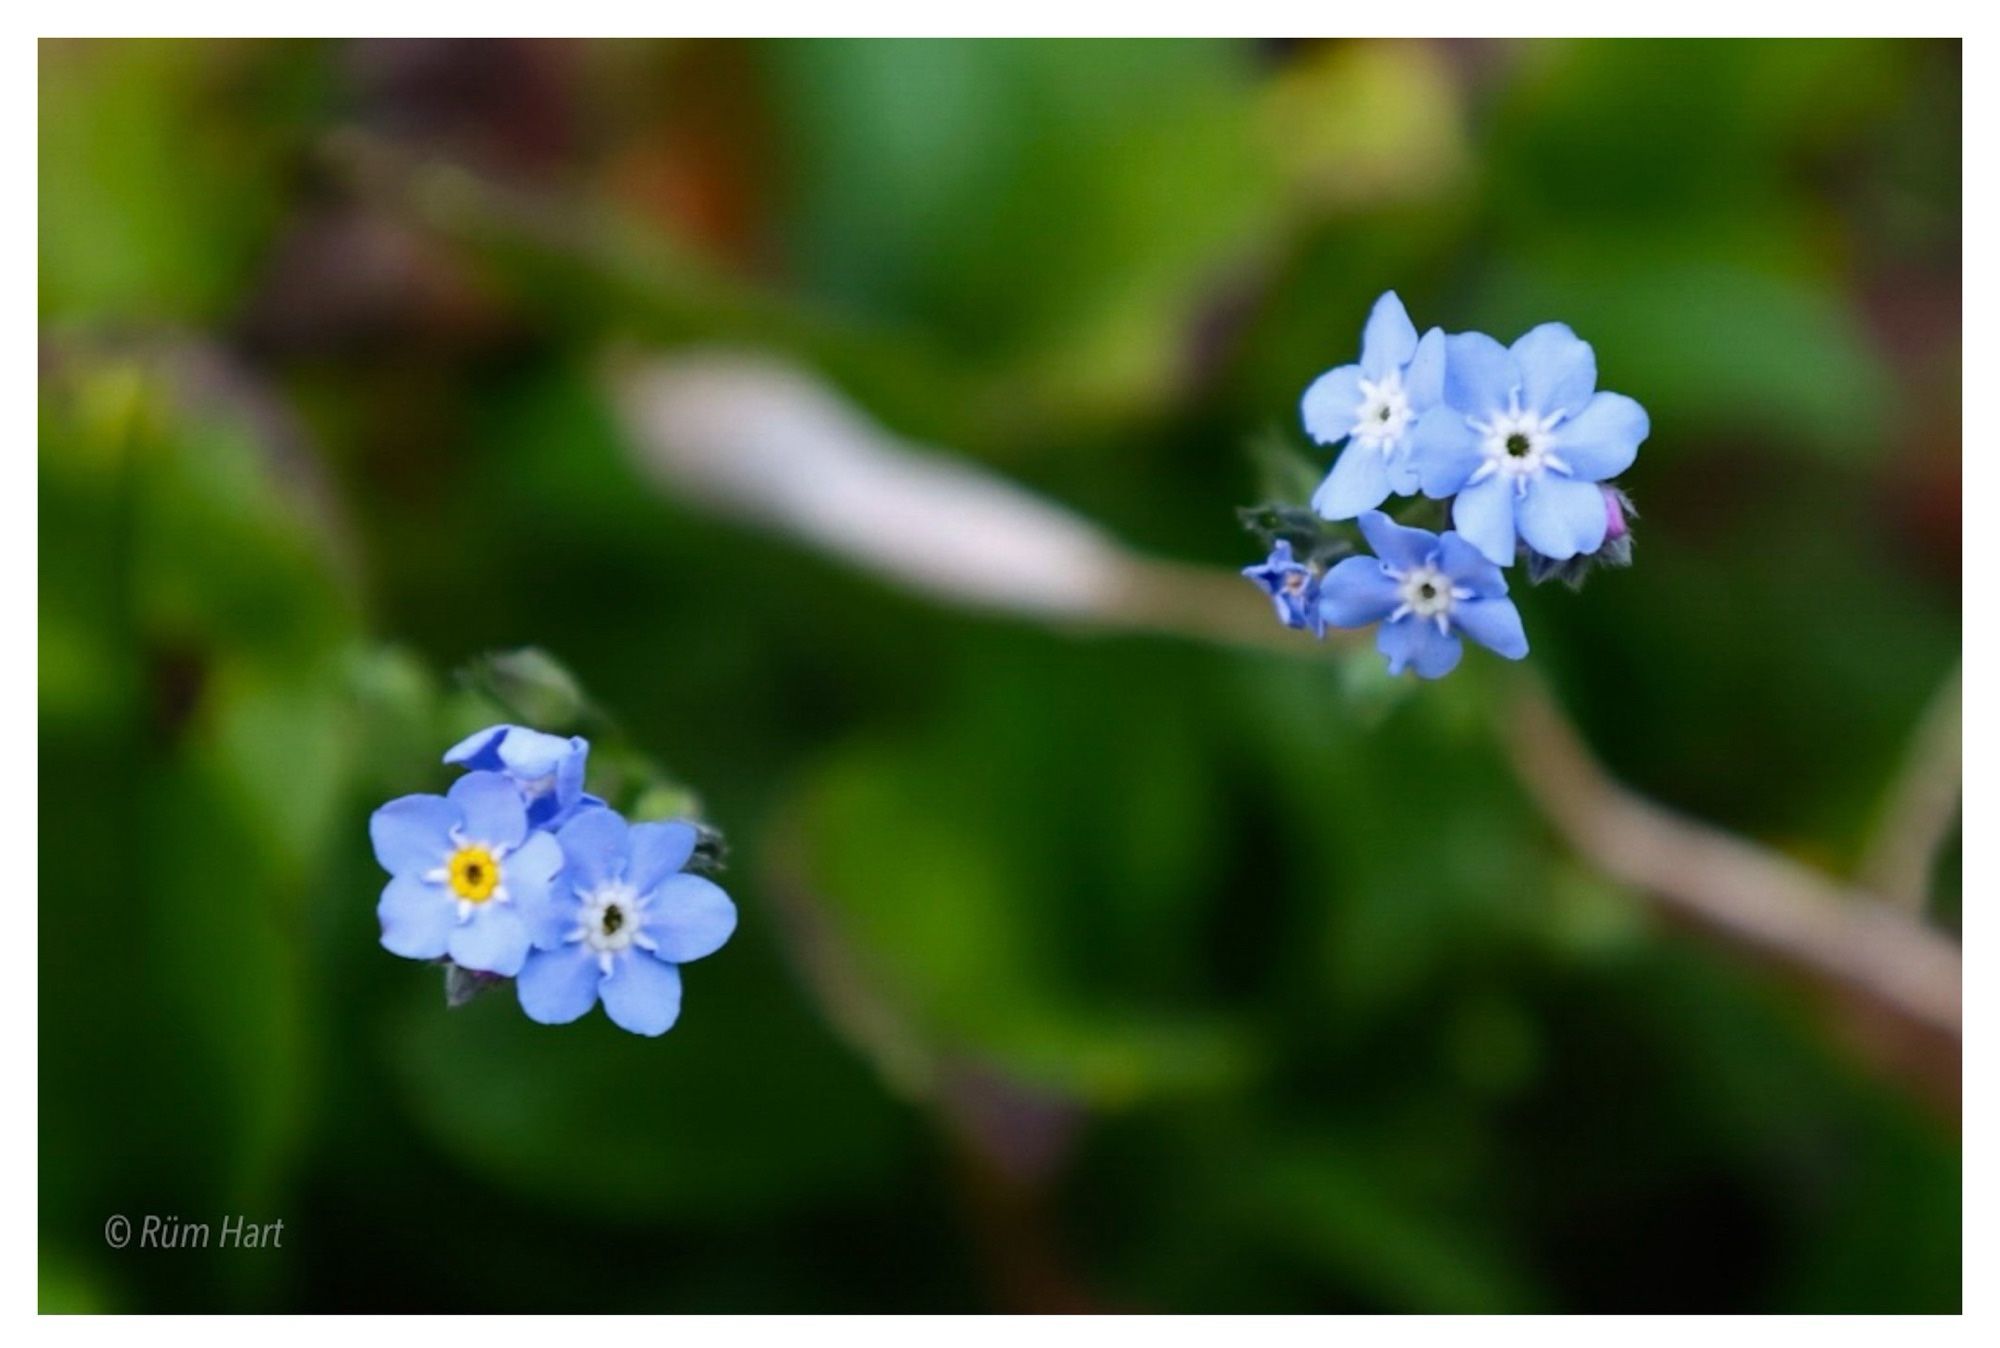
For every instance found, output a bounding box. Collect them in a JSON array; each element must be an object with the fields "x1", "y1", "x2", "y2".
[
  {"x1": 1377, "y1": 405, "x2": 1392, "y2": 421},
  {"x1": 1417, "y1": 582, "x2": 1437, "y2": 601},
  {"x1": 602, "y1": 904, "x2": 625, "y2": 935},
  {"x1": 1505, "y1": 433, "x2": 1531, "y2": 458}
]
